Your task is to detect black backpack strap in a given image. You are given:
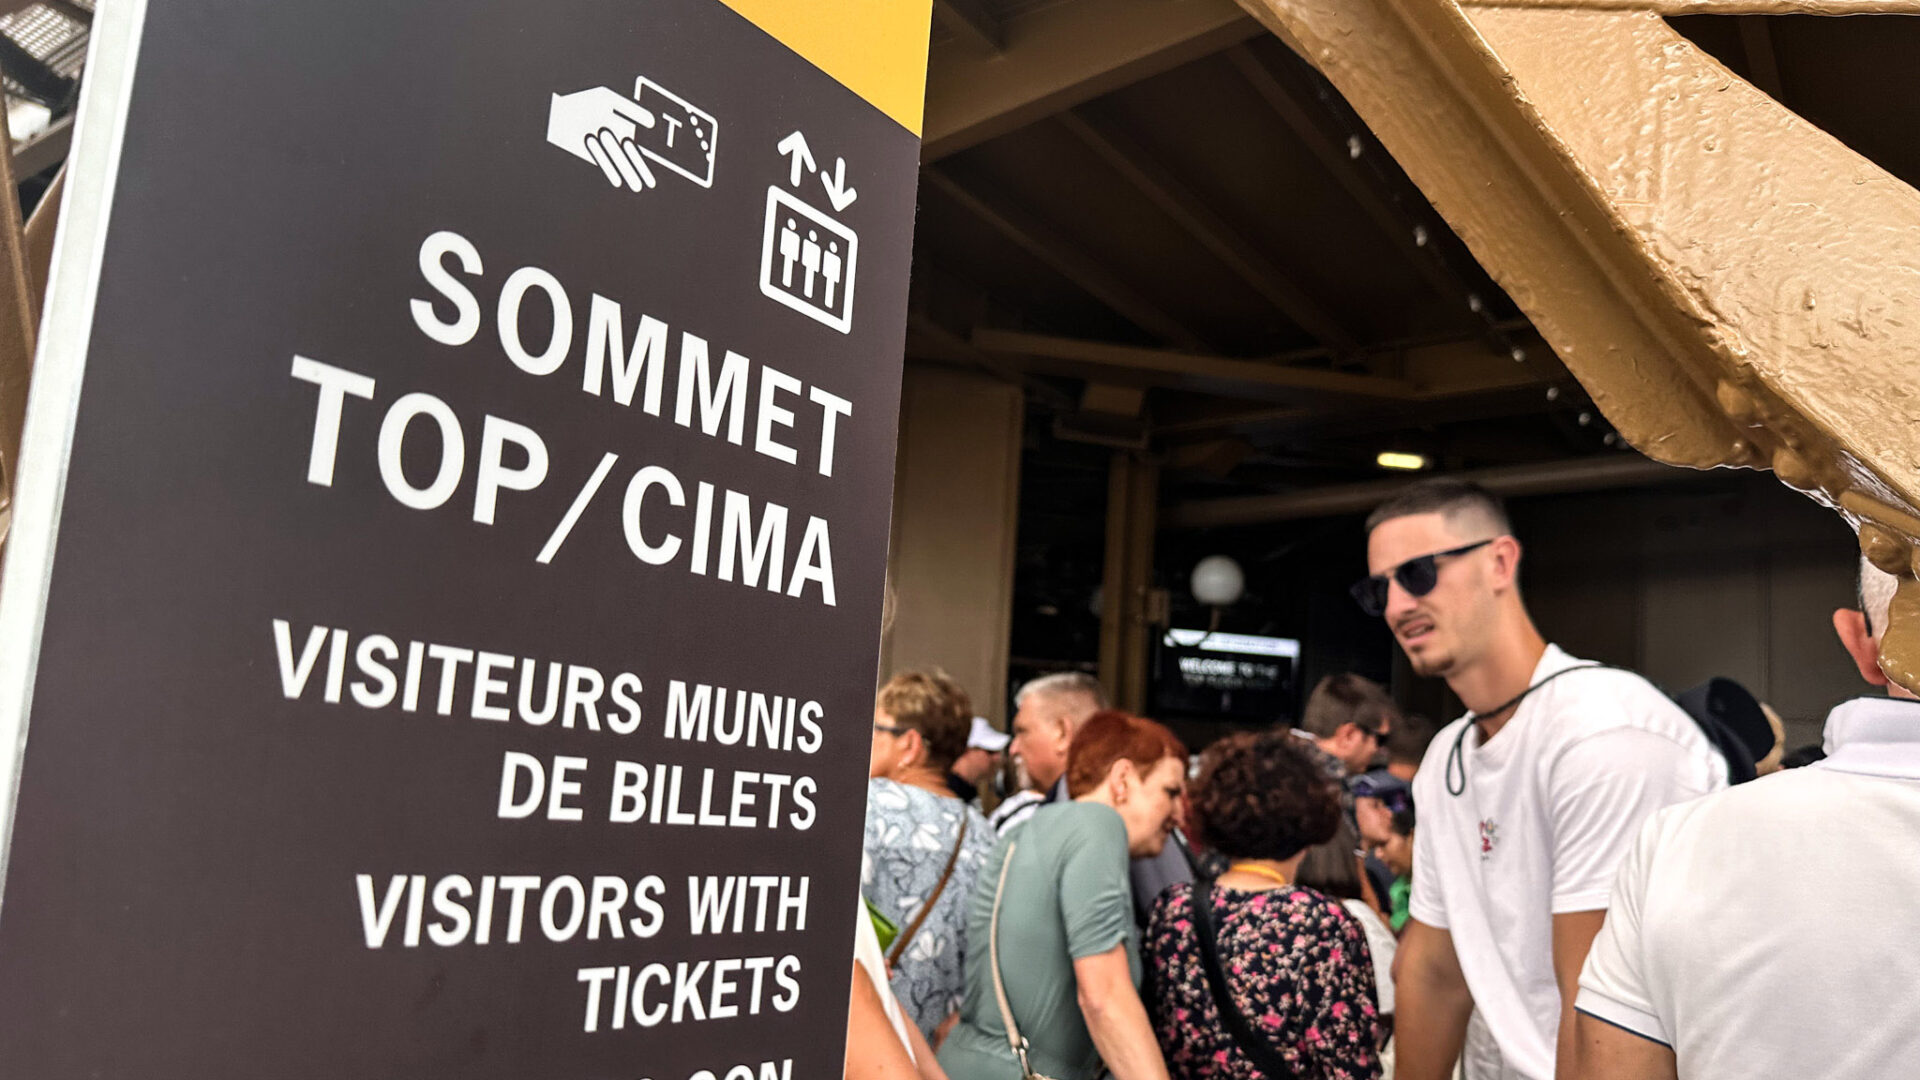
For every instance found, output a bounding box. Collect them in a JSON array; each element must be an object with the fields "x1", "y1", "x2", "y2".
[{"x1": 1191, "y1": 879, "x2": 1298, "y2": 1080}]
